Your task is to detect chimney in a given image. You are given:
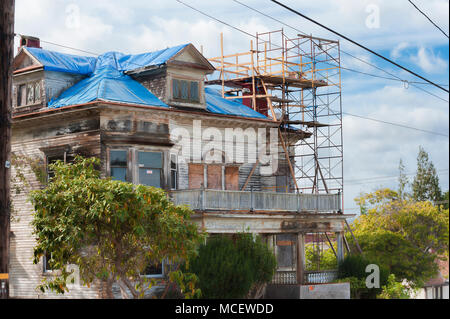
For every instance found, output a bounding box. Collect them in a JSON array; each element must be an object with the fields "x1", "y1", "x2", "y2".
[{"x1": 18, "y1": 35, "x2": 41, "y2": 51}]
